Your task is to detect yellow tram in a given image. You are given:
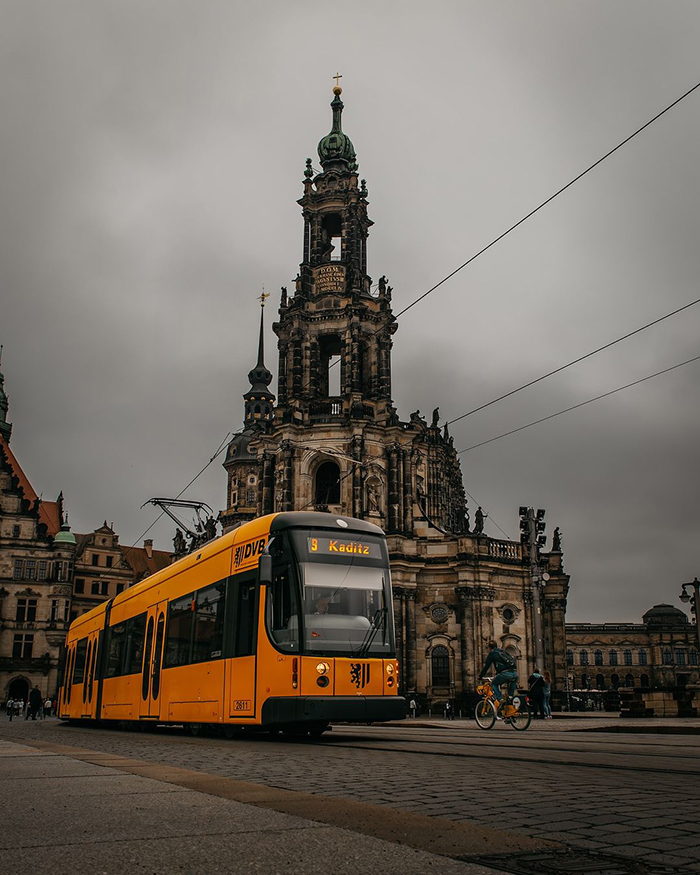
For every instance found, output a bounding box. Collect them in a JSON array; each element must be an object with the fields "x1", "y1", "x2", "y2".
[{"x1": 58, "y1": 512, "x2": 405, "y2": 733}]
